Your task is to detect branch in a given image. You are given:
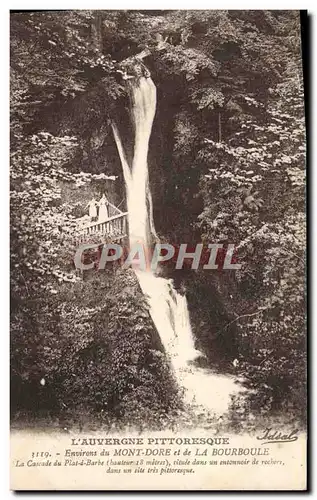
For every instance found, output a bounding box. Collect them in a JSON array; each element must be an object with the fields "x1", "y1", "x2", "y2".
[
  {"x1": 280, "y1": 248, "x2": 305, "y2": 264},
  {"x1": 219, "y1": 307, "x2": 269, "y2": 335}
]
